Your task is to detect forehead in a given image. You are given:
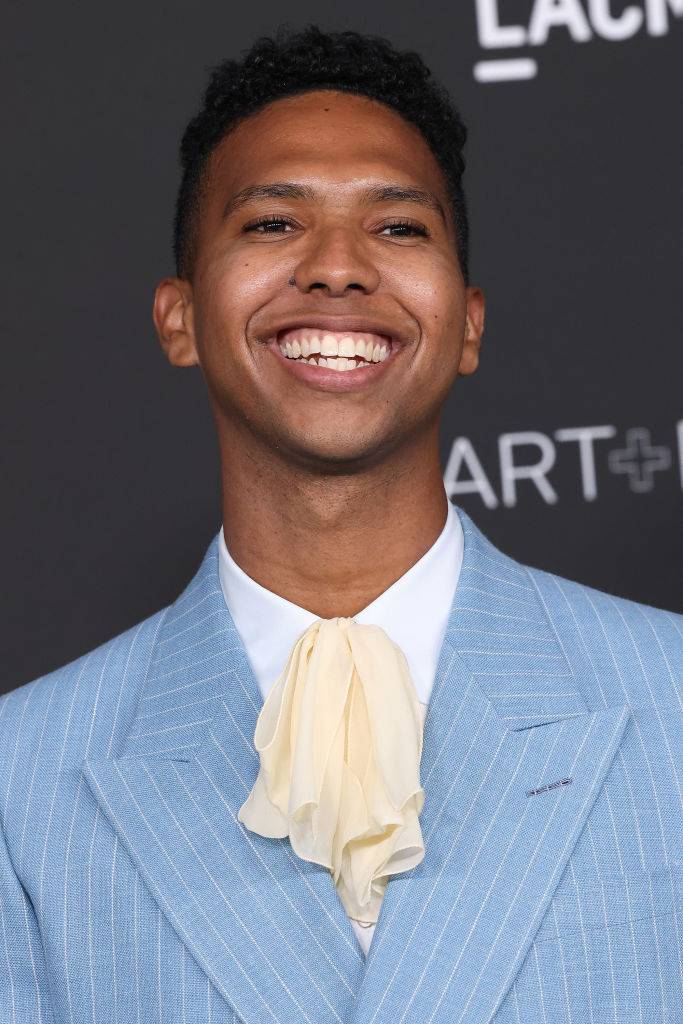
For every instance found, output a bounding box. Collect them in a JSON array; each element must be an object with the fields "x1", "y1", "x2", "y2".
[{"x1": 205, "y1": 89, "x2": 449, "y2": 209}]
